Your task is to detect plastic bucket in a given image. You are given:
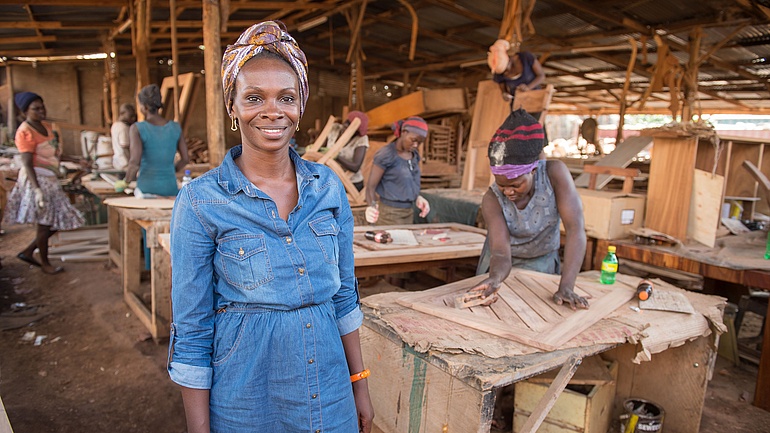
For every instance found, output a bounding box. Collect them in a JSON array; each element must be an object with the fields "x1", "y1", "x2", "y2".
[{"x1": 620, "y1": 398, "x2": 664, "y2": 433}]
